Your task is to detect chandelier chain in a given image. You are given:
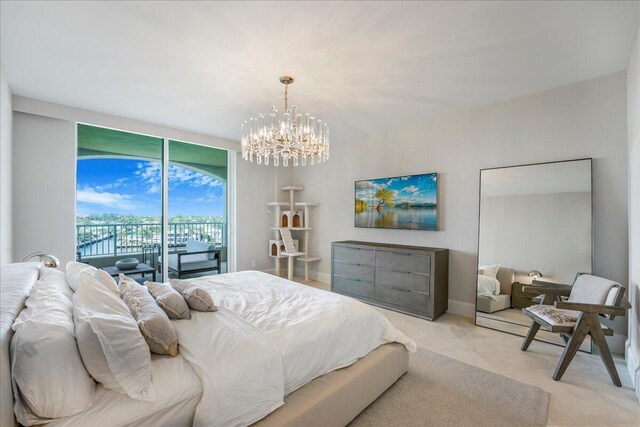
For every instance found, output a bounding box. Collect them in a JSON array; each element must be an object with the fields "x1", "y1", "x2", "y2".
[{"x1": 284, "y1": 82, "x2": 289, "y2": 111}]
